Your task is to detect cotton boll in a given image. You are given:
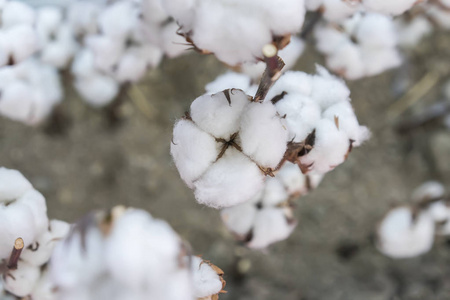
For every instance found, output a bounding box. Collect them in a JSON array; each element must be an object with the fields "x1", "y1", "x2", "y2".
[
  {"x1": 191, "y1": 89, "x2": 249, "y2": 139},
  {"x1": 221, "y1": 202, "x2": 257, "y2": 237},
  {"x1": 85, "y1": 35, "x2": 124, "y2": 72},
  {"x1": 6, "y1": 25, "x2": 39, "y2": 64},
  {"x1": 426, "y1": 201, "x2": 450, "y2": 224},
  {"x1": 266, "y1": 71, "x2": 314, "y2": 101},
  {"x1": 3, "y1": 261, "x2": 41, "y2": 297},
  {"x1": 67, "y1": 1, "x2": 103, "y2": 35},
  {"x1": 74, "y1": 74, "x2": 119, "y2": 107},
  {"x1": 190, "y1": 256, "x2": 223, "y2": 298},
  {"x1": 105, "y1": 210, "x2": 182, "y2": 289},
  {"x1": 114, "y1": 45, "x2": 162, "y2": 83},
  {"x1": 377, "y1": 207, "x2": 435, "y2": 258},
  {"x1": 97, "y1": 1, "x2": 139, "y2": 39},
  {"x1": 411, "y1": 181, "x2": 445, "y2": 202},
  {"x1": 356, "y1": 13, "x2": 397, "y2": 49},
  {"x1": 21, "y1": 220, "x2": 71, "y2": 267},
  {"x1": 161, "y1": 0, "x2": 195, "y2": 28},
  {"x1": 194, "y1": 148, "x2": 265, "y2": 208},
  {"x1": 140, "y1": 0, "x2": 169, "y2": 24},
  {"x1": 0, "y1": 81, "x2": 36, "y2": 124},
  {"x1": 239, "y1": 101, "x2": 288, "y2": 168},
  {"x1": 322, "y1": 101, "x2": 371, "y2": 146},
  {"x1": 314, "y1": 25, "x2": 348, "y2": 55},
  {"x1": 50, "y1": 226, "x2": 106, "y2": 290},
  {"x1": 205, "y1": 73, "x2": 252, "y2": 95},
  {"x1": 261, "y1": 177, "x2": 289, "y2": 207},
  {"x1": 0, "y1": 167, "x2": 33, "y2": 202},
  {"x1": 40, "y1": 25, "x2": 78, "y2": 68},
  {"x1": 1, "y1": 1, "x2": 35, "y2": 28},
  {"x1": 308, "y1": 173, "x2": 324, "y2": 189},
  {"x1": 171, "y1": 119, "x2": 219, "y2": 188},
  {"x1": 311, "y1": 66, "x2": 351, "y2": 109},
  {"x1": 275, "y1": 93, "x2": 321, "y2": 142},
  {"x1": 71, "y1": 50, "x2": 96, "y2": 77},
  {"x1": 362, "y1": 0, "x2": 416, "y2": 15},
  {"x1": 247, "y1": 207, "x2": 296, "y2": 249},
  {"x1": 300, "y1": 119, "x2": 350, "y2": 174},
  {"x1": 36, "y1": 6, "x2": 63, "y2": 44},
  {"x1": 29, "y1": 269, "x2": 55, "y2": 300},
  {"x1": 396, "y1": 17, "x2": 433, "y2": 48}
]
